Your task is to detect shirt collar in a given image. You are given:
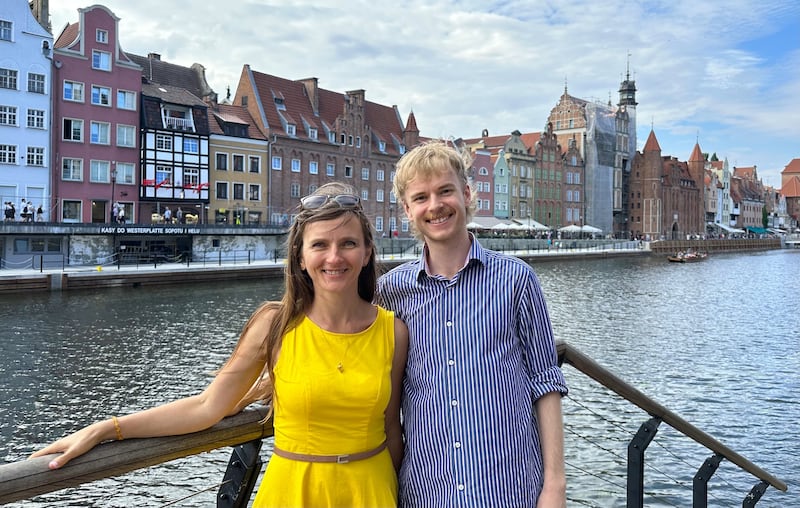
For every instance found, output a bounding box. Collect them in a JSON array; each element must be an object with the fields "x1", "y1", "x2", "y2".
[{"x1": 415, "y1": 232, "x2": 487, "y2": 281}]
